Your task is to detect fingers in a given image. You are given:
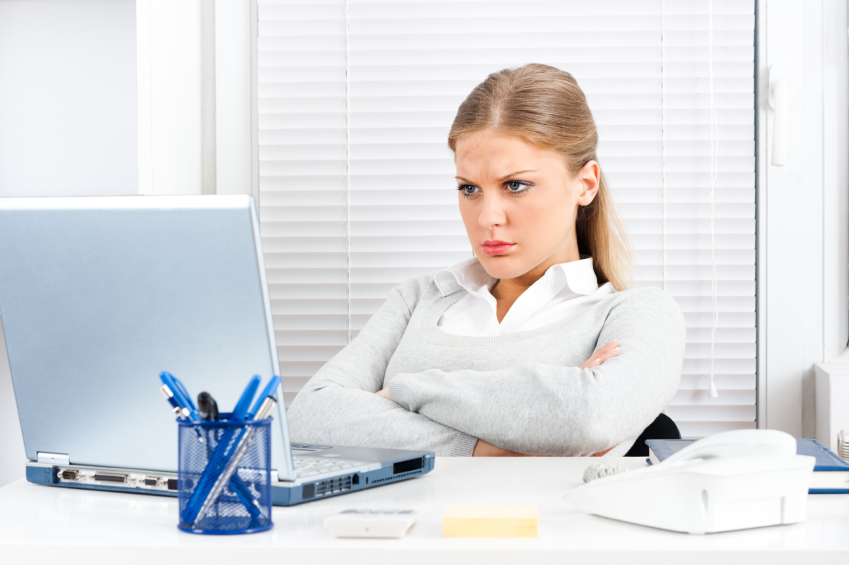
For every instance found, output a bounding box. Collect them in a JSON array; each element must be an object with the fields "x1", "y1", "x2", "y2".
[
  {"x1": 582, "y1": 340, "x2": 619, "y2": 369},
  {"x1": 598, "y1": 340, "x2": 618, "y2": 353},
  {"x1": 473, "y1": 439, "x2": 527, "y2": 457},
  {"x1": 593, "y1": 340, "x2": 619, "y2": 366},
  {"x1": 591, "y1": 446, "x2": 616, "y2": 457}
]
